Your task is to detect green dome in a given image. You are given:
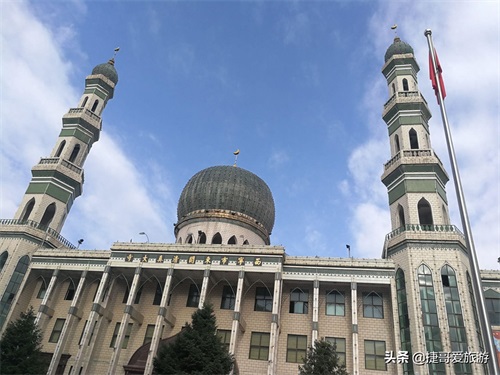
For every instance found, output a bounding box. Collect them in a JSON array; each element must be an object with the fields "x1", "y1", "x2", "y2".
[
  {"x1": 384, "y1": 37, "x2": 414, "y2": 62},
  {"x1": 91, "y1": 59, "x2": 118, "y2": 84},
  {"x1": 177, "y1": 166, "x2": 275, "y2": 233}
]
